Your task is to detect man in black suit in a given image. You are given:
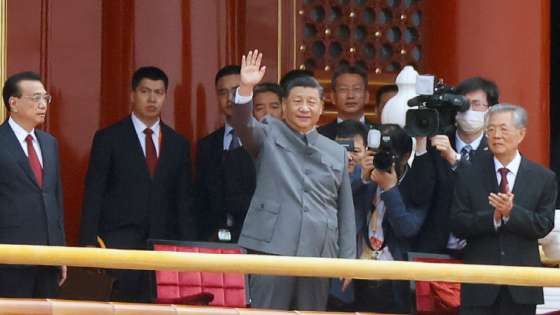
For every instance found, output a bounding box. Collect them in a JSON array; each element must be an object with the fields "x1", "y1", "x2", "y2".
[
  {"x1": 195, "y1": 65, "x2": 256, "y2": 243},
  {"x1": 415, "y1": 77, "x2": 500, "y2": 254},
  {"x1": 79, "y1": 67, "x2": 196, "y2": 302},
  {"x1": 0, "y1": 71, "x2": 66, "y2": 298},
  {"x1": 318, "y1": 65, "x2": 379, "y2": 139},
  {"x1": 451, "y1": 104, "x2": 556, "y2": 315}
]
